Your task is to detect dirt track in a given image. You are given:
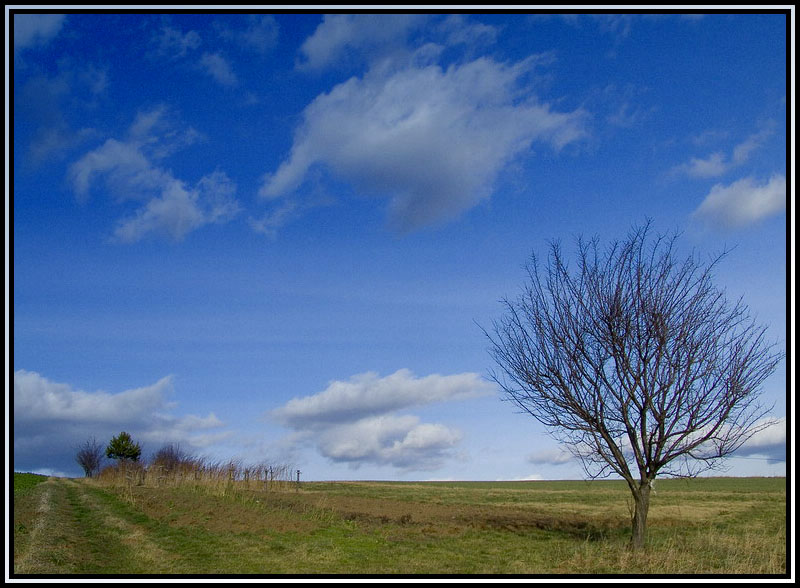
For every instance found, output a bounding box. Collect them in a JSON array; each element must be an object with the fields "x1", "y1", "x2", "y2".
[
  {"x1": 12, "y1": 477, "x2": 625, "y2": 575},
  {"x1": 13, "y1": 478, "x2": 179, "y2": 575},
  {"x1": 12, "y1": 476, "x2": 786, "y2": 576}
]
